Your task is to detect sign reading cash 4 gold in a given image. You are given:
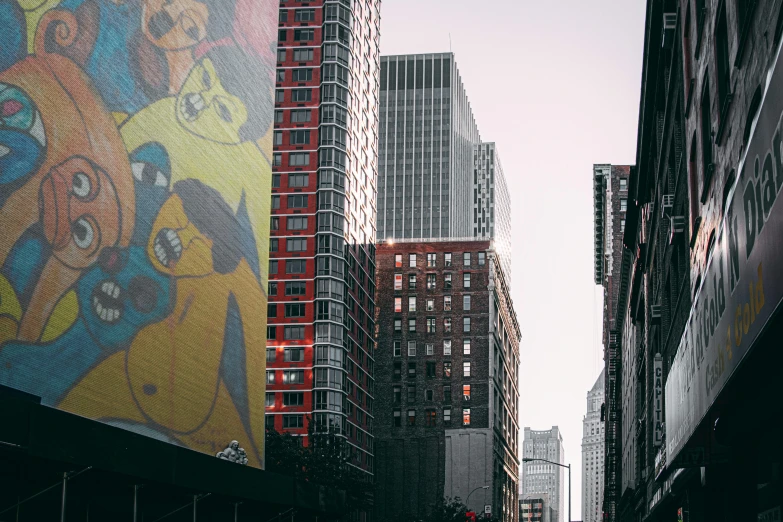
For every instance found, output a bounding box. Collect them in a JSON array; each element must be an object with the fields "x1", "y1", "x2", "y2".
[
  {"x1": 0, "y1": 0, "x2": 278, "y2": 468},
  {"x1": 666, "y1": 39, "x2": 783, "y2": 466}
]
